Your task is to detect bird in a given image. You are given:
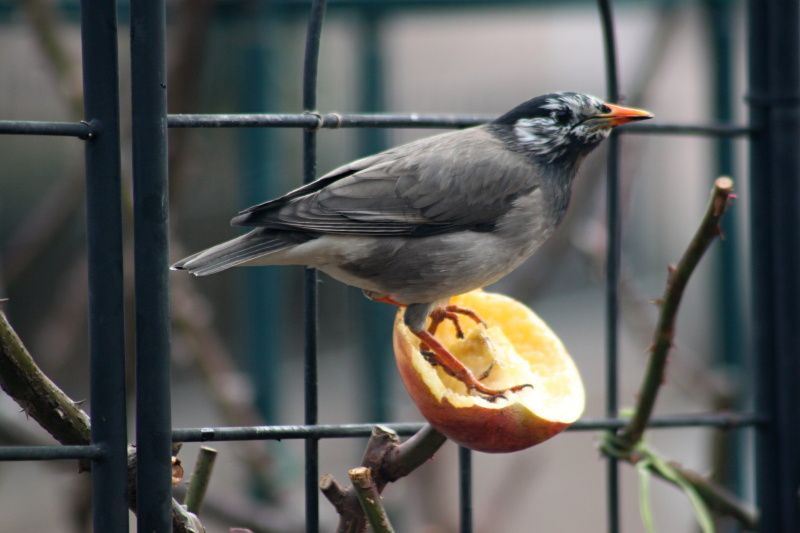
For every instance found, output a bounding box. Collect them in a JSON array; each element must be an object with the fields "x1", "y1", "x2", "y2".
[{"x1": 172, "y1": 92, "x2": 652, "y2": 399}]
